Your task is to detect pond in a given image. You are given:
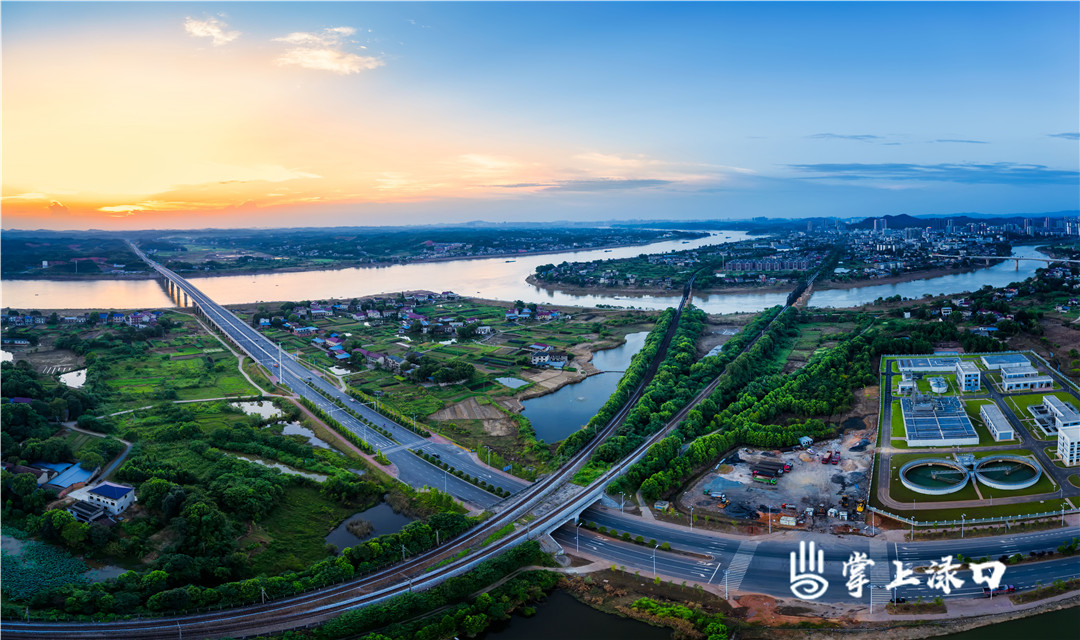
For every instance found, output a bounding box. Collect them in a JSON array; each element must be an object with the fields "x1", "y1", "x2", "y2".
[
  {"x1": 479, "y1": 589, "x2": 668, "y2": 640},
  {"x1": 521, "y1": 331, "x2": 648, "y2": 443},
  {"x1": 58, "y1": 369, "x2": 87, "y2": 388},
  {"x1": 232, "y1": 400, "x2": 282, "y2": 419},
  {"x1": 495, "y1": 376, "x2": 529, "y2": 389},
  {"x1": 233, "y1": 455, "x2": 328, "y2": 483},
  {"x1": 325, "y1": 502, "x2": 415, "y2": 550},
  {"x1": 280, "y1": 422, "x2": 333, "y2": 450}
]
